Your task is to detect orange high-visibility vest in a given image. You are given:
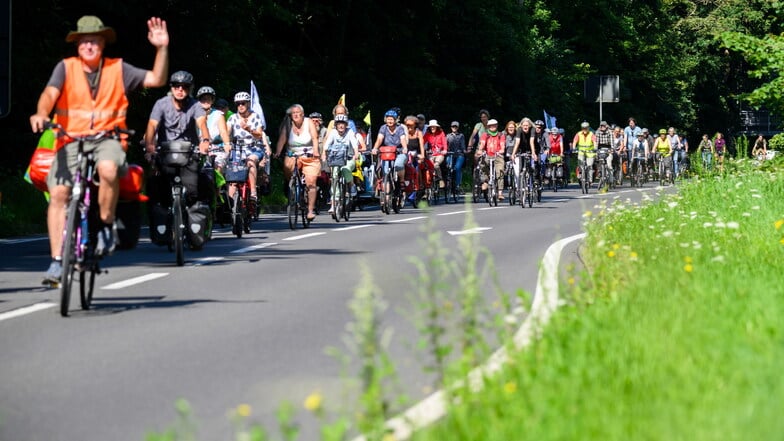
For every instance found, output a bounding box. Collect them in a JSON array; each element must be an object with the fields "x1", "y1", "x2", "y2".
[{"x1": 53, "y1": 57, "x2": 129, "y2": 148}]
